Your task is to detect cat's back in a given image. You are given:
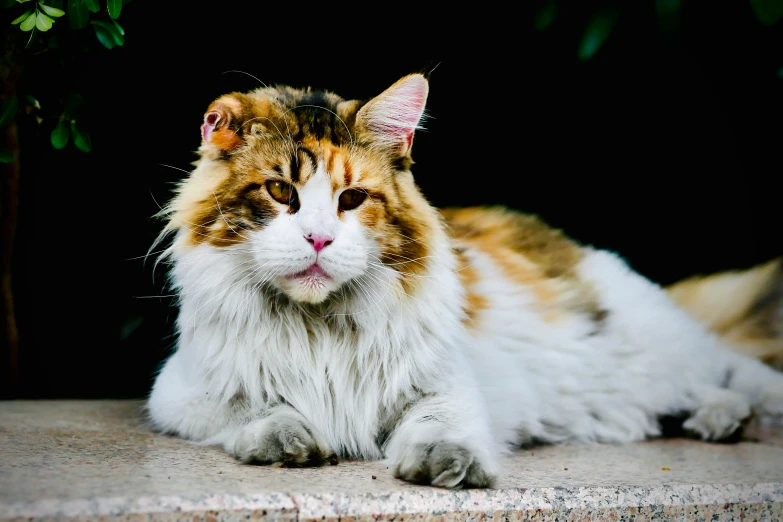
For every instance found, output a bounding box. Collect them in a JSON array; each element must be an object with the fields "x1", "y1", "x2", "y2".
[{"x1": 440, "y1": 206, "x2": 605, "y2": 334}]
